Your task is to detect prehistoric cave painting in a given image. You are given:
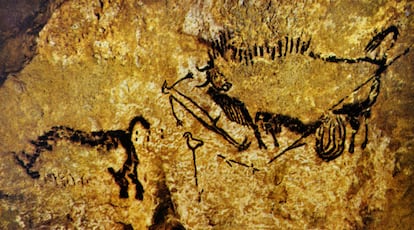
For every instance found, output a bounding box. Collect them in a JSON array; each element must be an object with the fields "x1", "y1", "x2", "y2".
[
  {"x1": 43, "y1": 171, "x2": 91, "y2": 188},
  {"x1": 163, "y1": 25, "x2": 412, "y2": 163},
  {"x1": 183, "y1": 132, "x2": 204, "y2": 202},
  {"x1": 183, "y1": 132, "x2": 204, "y2": 188},
  {"x1": 217, "y1": 154, "x2": 259, "y2": 174},
  {"x1": 254, "y1": 112, "x2": 322, "y2": 149},
  {"x1": 0, "y1": 190, "x2": 24, "y2": 202},
  {"x1": 162, "y1": 73, "x2": 251, "y2": 151},
  {"x1": 12, "y1": 115, "x2": 150, "y2": 200},
  {"x1": 196, "y1": 54, "x2": 267, "y2": 150},
  {"x1": 207, "y1": 30, "x2": 311, "y2": 66},
  {"x1": 266, "y1": 26, "x2": 411, "y2": 163}
]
